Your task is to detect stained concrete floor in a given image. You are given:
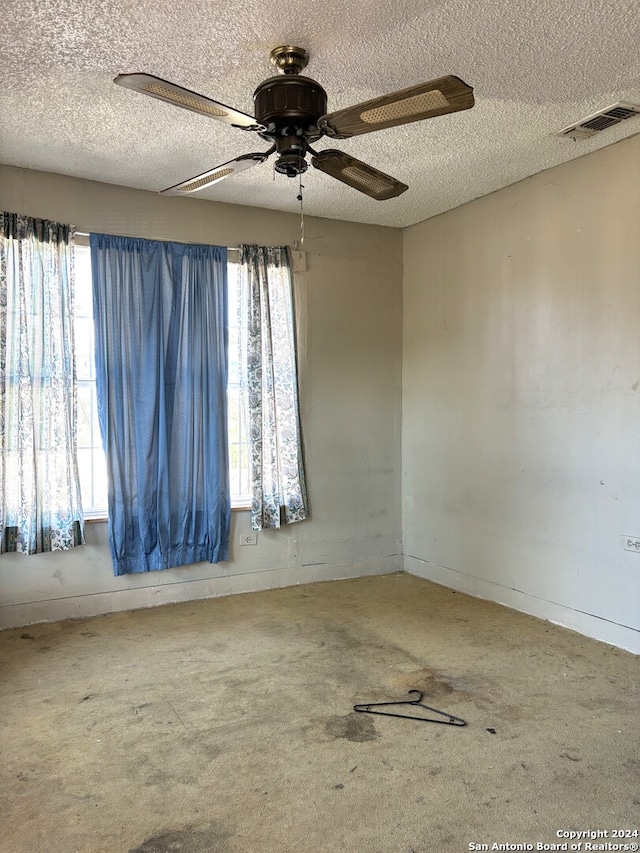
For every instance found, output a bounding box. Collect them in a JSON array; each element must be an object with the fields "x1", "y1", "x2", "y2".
[{"x1": 1, "y1": 573, "x2": 638, "y2": 853}]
